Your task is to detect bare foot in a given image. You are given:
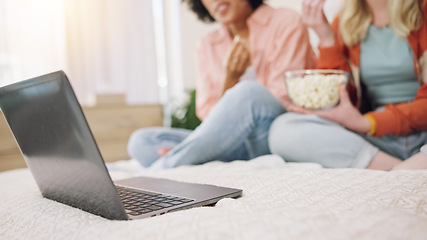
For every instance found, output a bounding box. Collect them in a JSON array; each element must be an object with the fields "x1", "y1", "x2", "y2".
[
  {"x1": 157, "y1": 147, "x2": 171, "y2": 156},
  {"x1": 366, "y1": 151, "x2": 401, "y2": 170}
]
